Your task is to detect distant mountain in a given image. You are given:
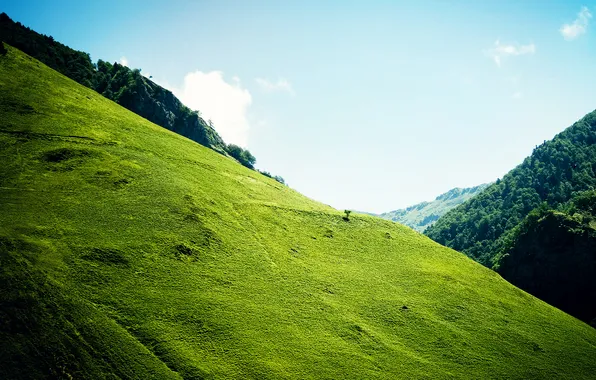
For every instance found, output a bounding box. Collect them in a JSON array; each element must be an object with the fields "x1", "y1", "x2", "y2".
[{"x1": 378, "y1": 184, "x2": 490, "y2": 232}]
